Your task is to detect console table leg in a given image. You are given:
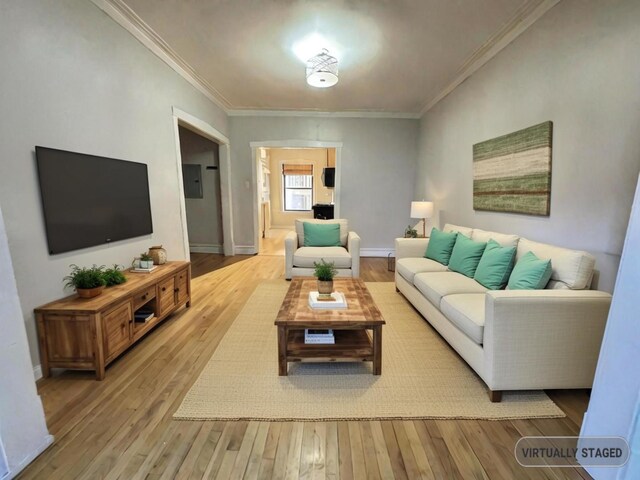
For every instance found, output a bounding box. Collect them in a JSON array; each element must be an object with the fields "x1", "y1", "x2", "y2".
[
  {"x1": 278, "y1": 326, "x2": 287, "y2": 376},
  {"x1": 373, "y1": 326, "x2": 382, "y2": 375}
]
